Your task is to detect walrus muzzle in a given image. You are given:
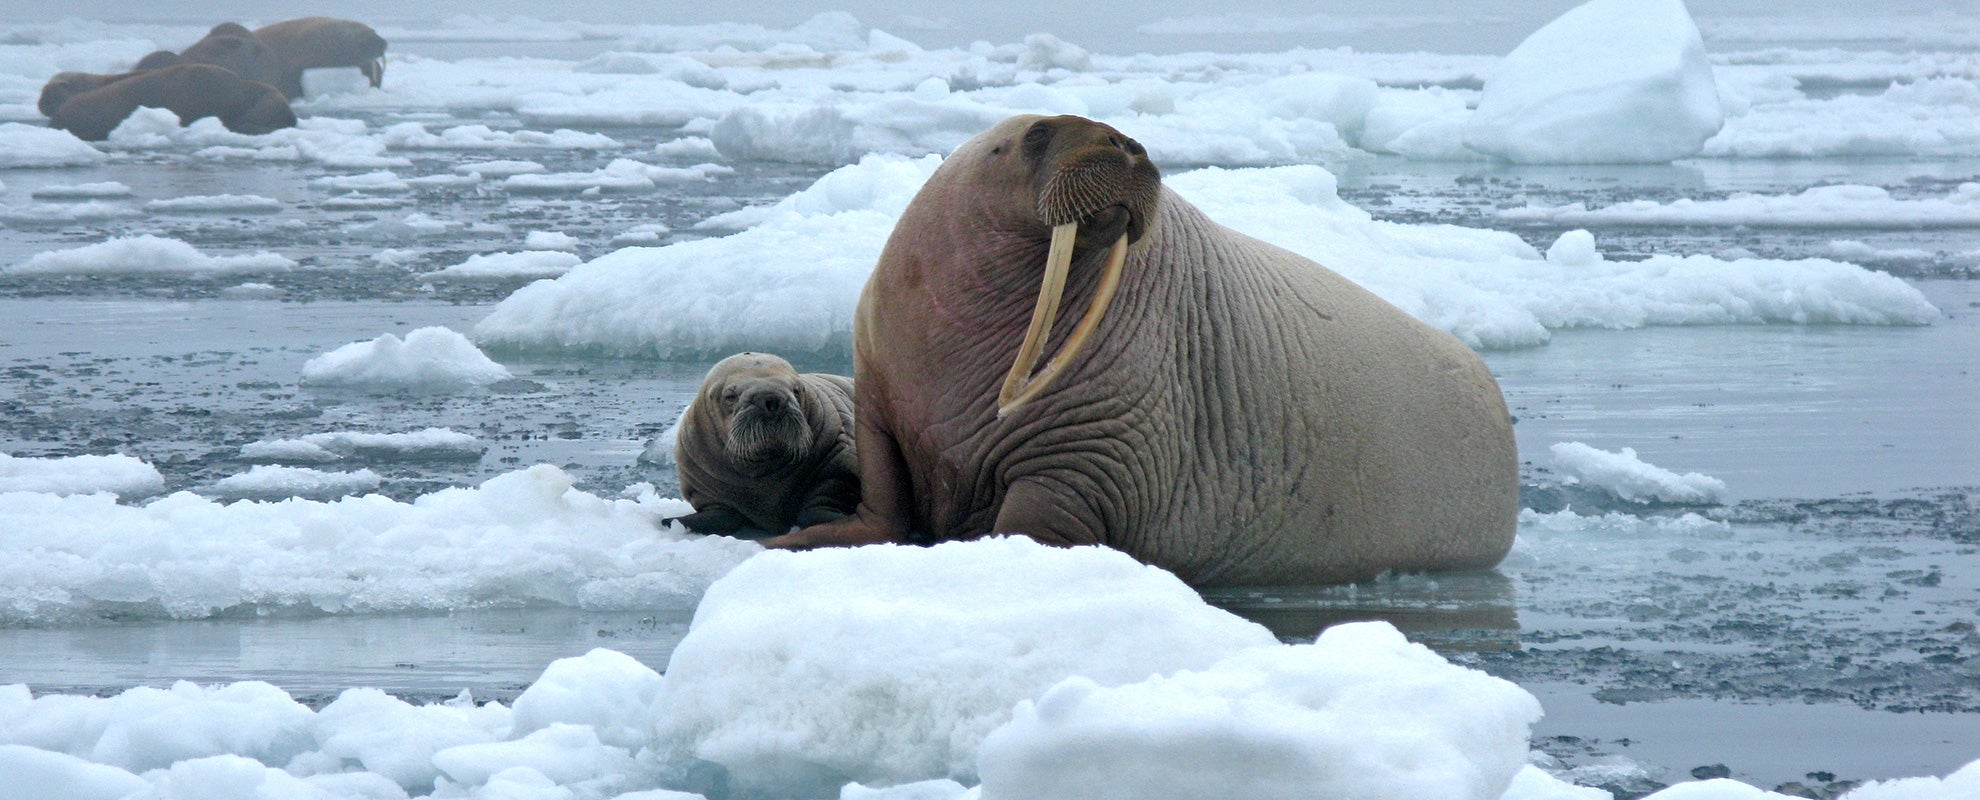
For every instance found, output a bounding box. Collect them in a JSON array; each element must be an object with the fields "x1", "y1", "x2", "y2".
[
  {"x1": 726, "y1": 395, "x2": 810, "y2": 466},
  {"x1": 995, "y1": 223, "x2": 1128, "y2": 417}
]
